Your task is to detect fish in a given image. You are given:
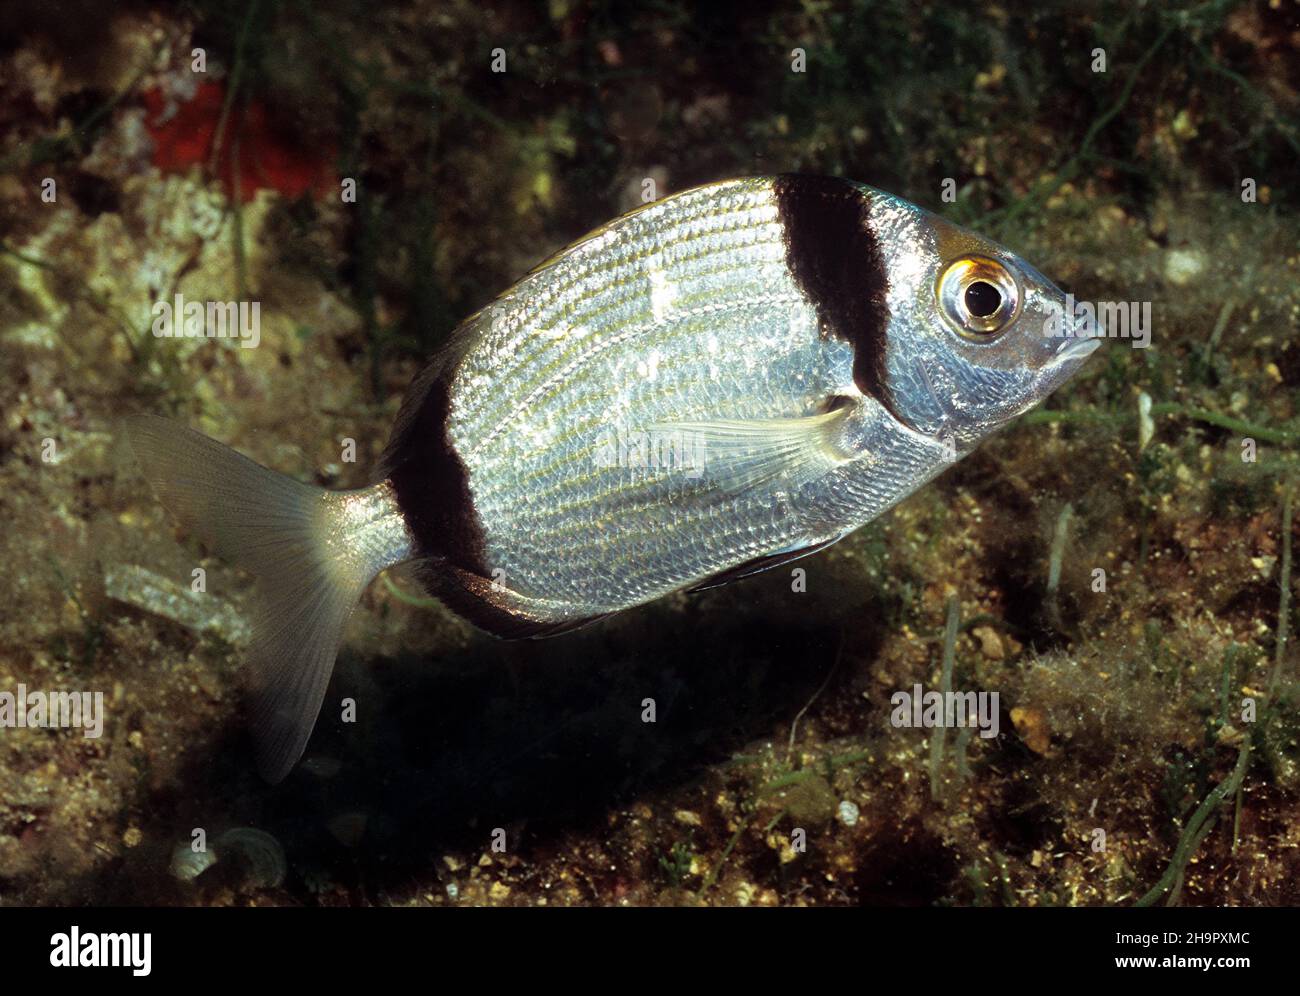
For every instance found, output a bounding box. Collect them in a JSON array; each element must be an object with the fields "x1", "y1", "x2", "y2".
[{"x1": 124, "y1": 174, "x2": 1100, "y2": 782}]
